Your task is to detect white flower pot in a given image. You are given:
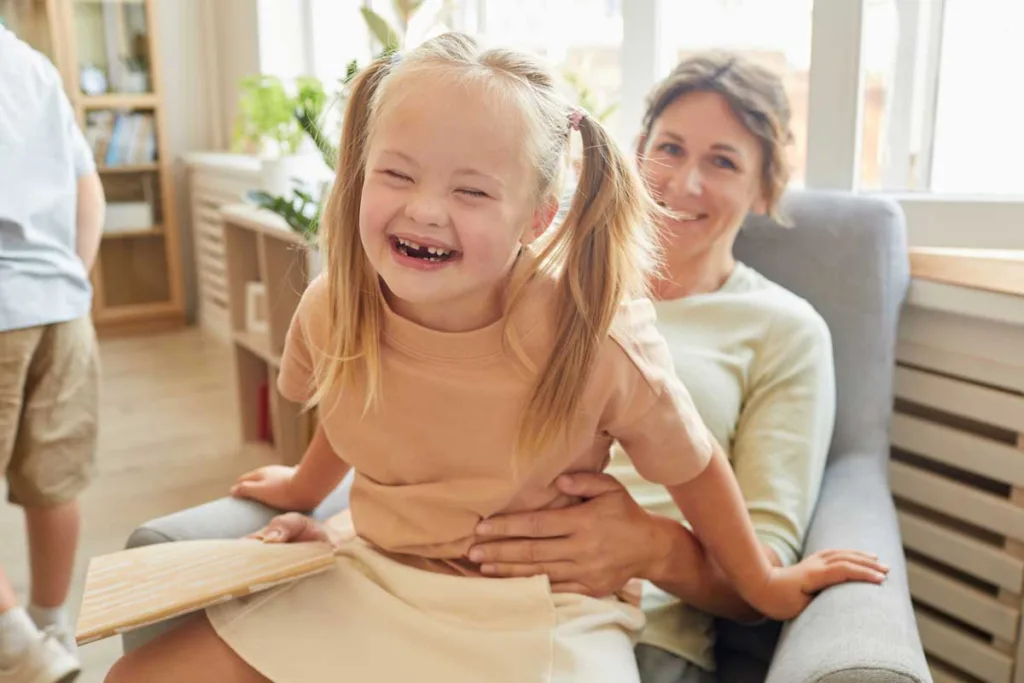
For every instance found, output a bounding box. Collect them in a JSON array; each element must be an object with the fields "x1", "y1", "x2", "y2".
[
  {"x1": 306, "y1": 247, "x2": 325, "y2": 279},
  {"x1": 121, "y1": 71, "x2": 149, "y2": 93}
]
